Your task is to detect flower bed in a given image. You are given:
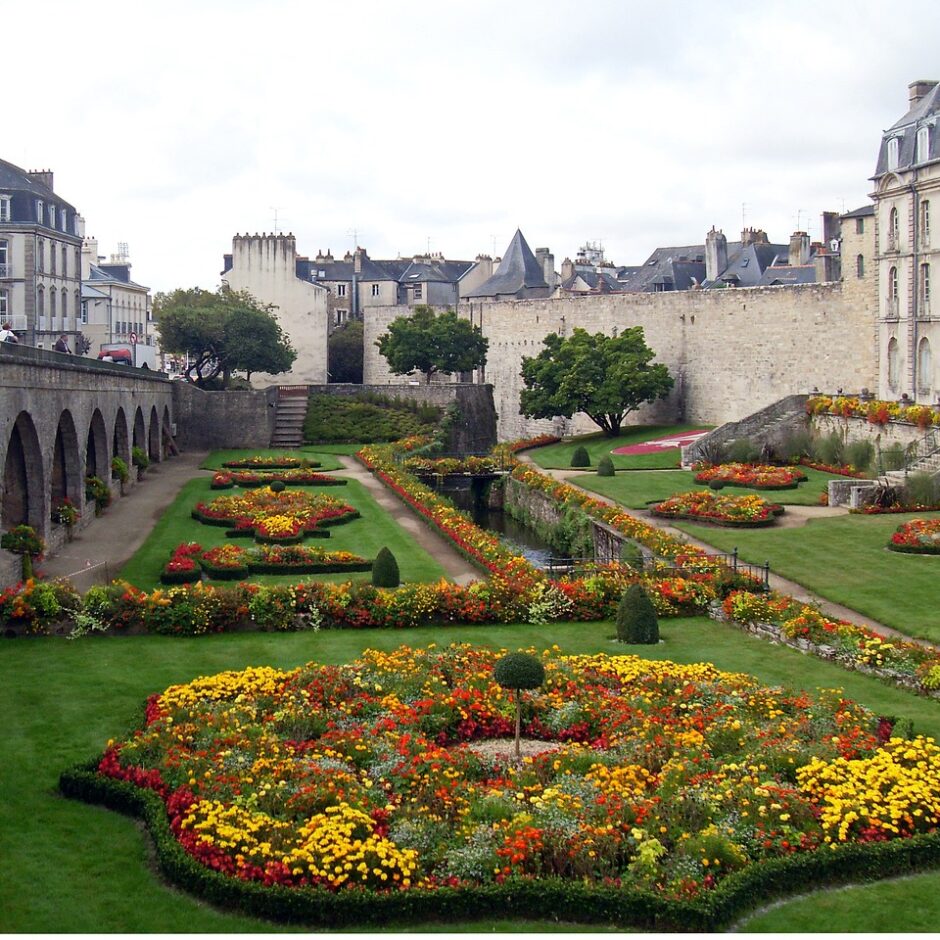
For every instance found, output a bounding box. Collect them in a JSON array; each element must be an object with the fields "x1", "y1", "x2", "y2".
[
  {"x1": 888, "y1": 518, "x2": 940, "y2": 554},
  {"x1": 221, "y1": 456, "x2": 321, "y2": 470},
  {"x1": 63, "y1": 644, "x2": 940, "y2": 929},
  {"x1": 211, "y1": 469, "x2": 347, "y2": 489},
  {"x1": 650, "y1": 491, "x2": 784, "y2": 527},
  {"x1": 198, "y1": 542, "x2": 372, "y2": 578},
  {"x1": 693, "y1": 463, "x2": 807, "y2": 490},
  {"x1": 160, "y1": 543, "x2": 204, "y2": 584},
  {"x1": 192, "y1": 488, "x2": 359, "y2": 543},
  {"x1": 402, "y1": 455, "x2": 503, "y2": 475},
  {"x1": 807, "y1": 395, "x2": 940, "y2": 429}
]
